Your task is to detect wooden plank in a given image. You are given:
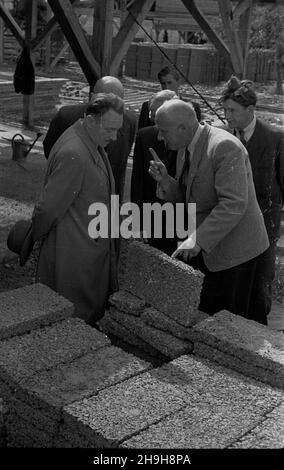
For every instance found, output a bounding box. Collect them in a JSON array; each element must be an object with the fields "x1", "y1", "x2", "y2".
[
  {"x1": 22, "y1": 0, "x2": 38, "y2": 129},
  {"x1": 0, "y1": 1, "x2": 25, "y2": 47},
  {"x1": 47, "y1": 0, "x2": 101, "y2": 85},
  {"x1": 0, "y1": 17, "x2": 3, "y2": 64},
  {"x1": 92, "y1": 0, "x2": 114, "y2": 75},
  {"x1": 233, "y1": 0, "x2": 252, "y2": 17},
  {"x1": 110, "y1": 0, "x2": 154, "y2": 76},
  {"x1": 180, "y1": 0, "x2": 232, "y2": 70},
  {"x1": 217, "y1": 0, "x2": 244, "y2": 76},
  {"x1": 238, "y1": 0, "x2": 253, "y2": 77}
]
